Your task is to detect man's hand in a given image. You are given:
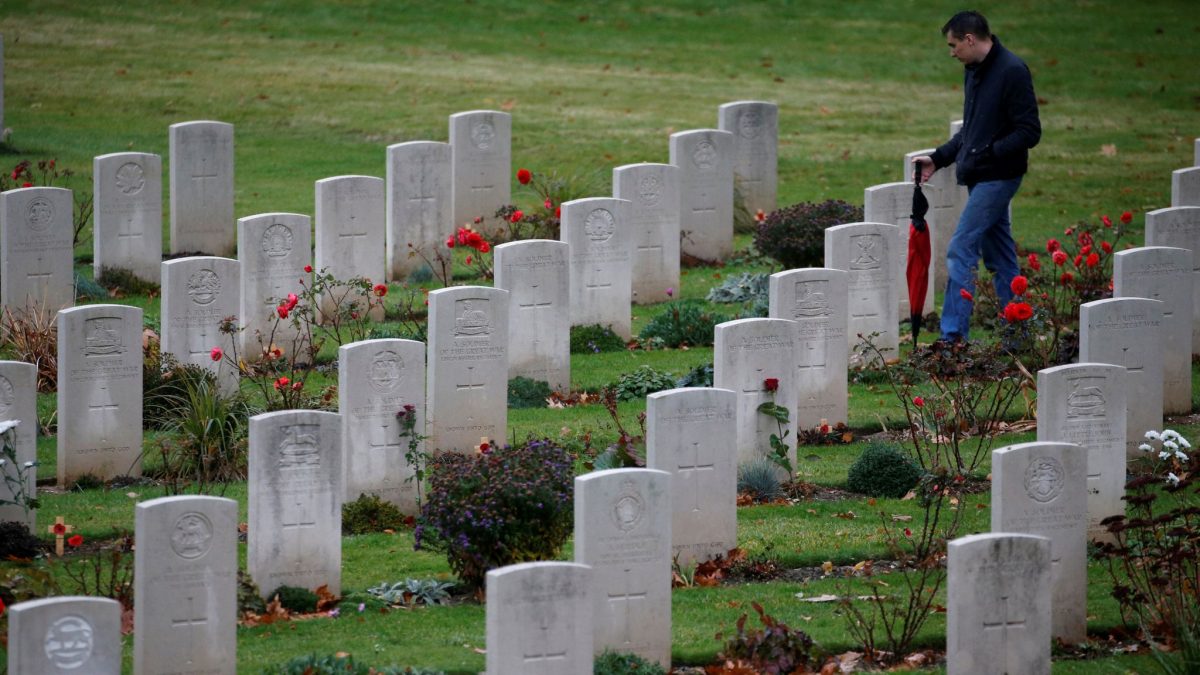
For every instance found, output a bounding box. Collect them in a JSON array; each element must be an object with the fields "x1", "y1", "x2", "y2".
[{"x1": 912, "y1": 155, "x2": 936, "y2": 185}]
